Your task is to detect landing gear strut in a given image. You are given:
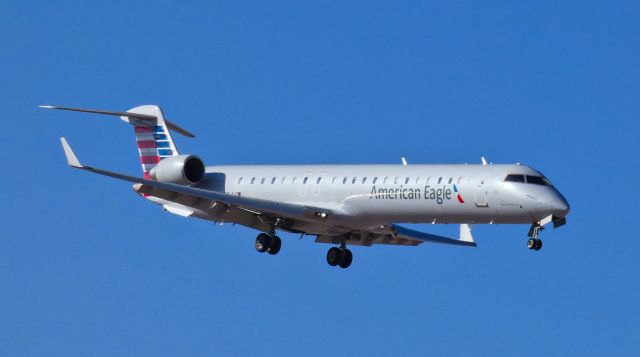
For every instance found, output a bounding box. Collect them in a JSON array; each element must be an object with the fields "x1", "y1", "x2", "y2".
[
  {"x1": 326, "y1": 242, "x2": 353, "y2": 268},
  {"x1": 527, "y1": 223, "x2": 544, "y2": 251},
  {"x1": 255, "y1": 233, "x2": 281, "y2": 255}
]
